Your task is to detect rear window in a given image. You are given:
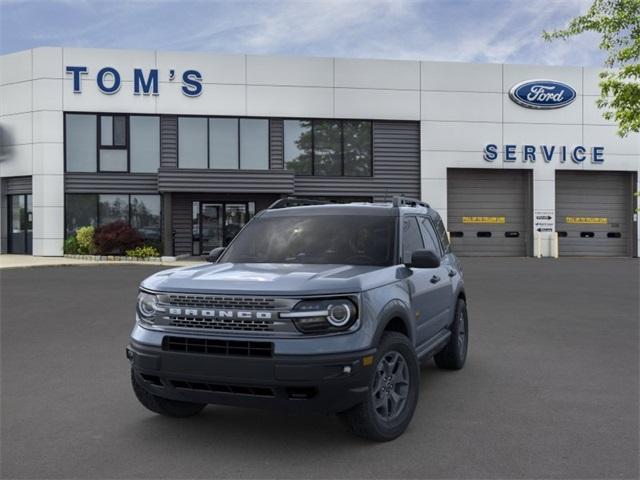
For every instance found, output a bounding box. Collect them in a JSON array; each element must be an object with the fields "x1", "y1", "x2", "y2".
[{"x1": 220, "y1": 214, "x2": 396, "y2": 266}]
